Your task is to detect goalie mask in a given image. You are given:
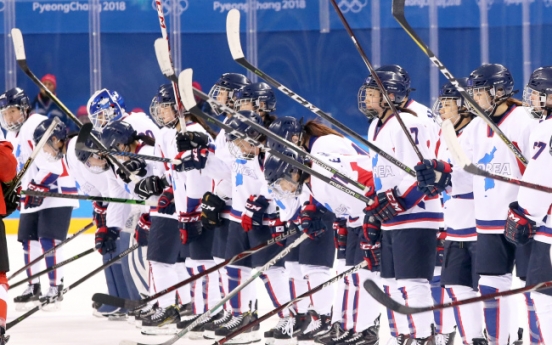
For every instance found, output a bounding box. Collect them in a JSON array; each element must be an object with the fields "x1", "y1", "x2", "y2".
[{"x1": 87, "y1": 89, "x2": 126, "y2": 131}]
